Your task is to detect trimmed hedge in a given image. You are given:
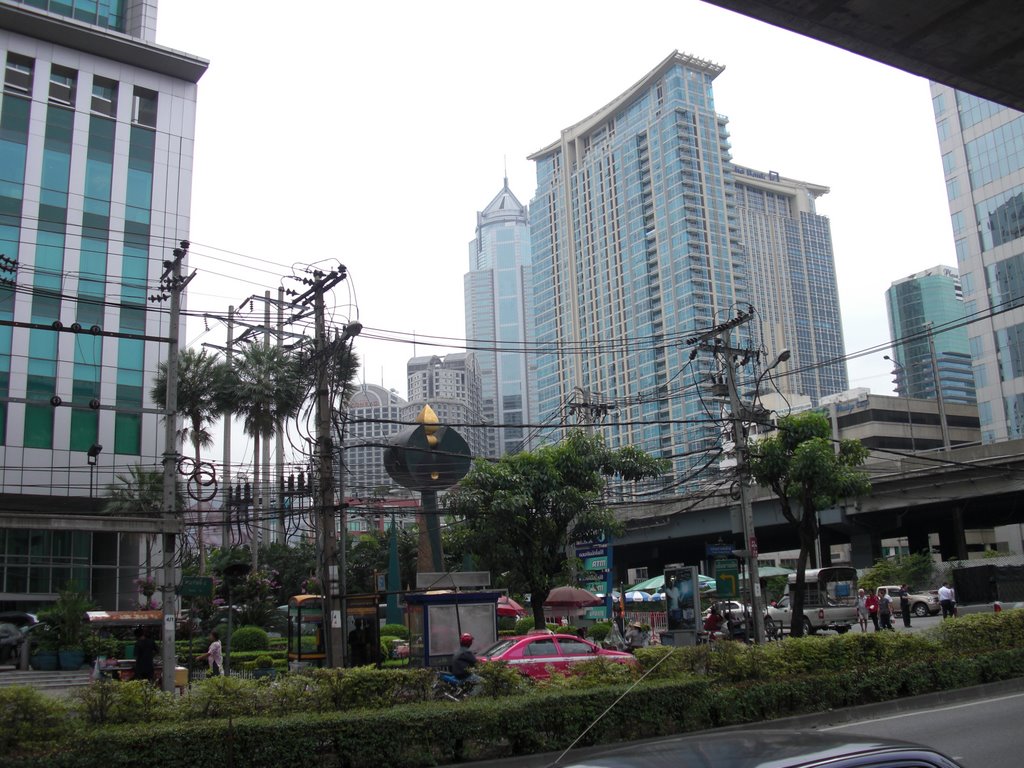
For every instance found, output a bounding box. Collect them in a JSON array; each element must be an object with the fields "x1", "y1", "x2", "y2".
[
  {"x1": 7, "y1": 610, "x2": 1024, "y2": 767},
  {"x1": 12, "y1": 648, "x2": 1024, "y2": 768}
]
